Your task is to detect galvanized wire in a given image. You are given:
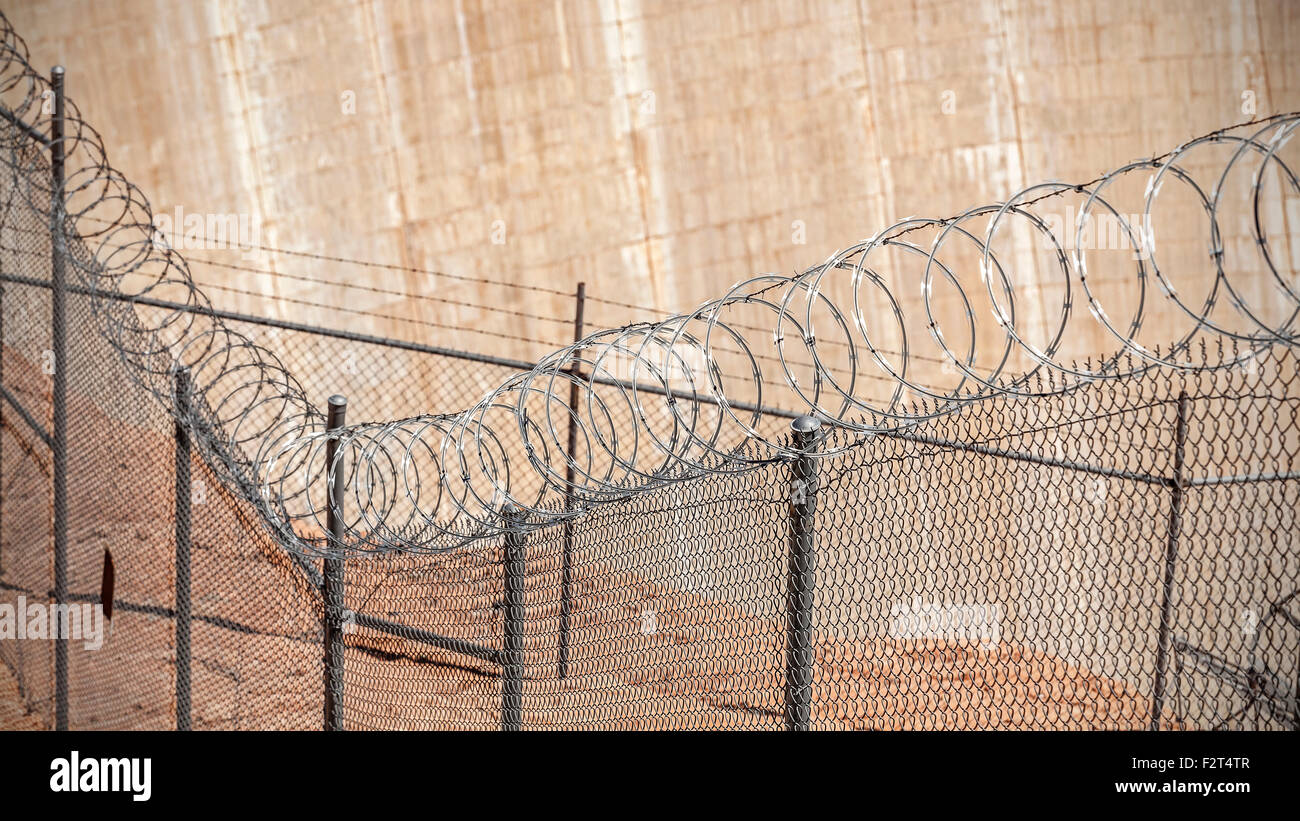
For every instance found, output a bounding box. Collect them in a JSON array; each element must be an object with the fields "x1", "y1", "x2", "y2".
[{"x1": 1, "y1": 10, "x2": 1298, "y2": 558}]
